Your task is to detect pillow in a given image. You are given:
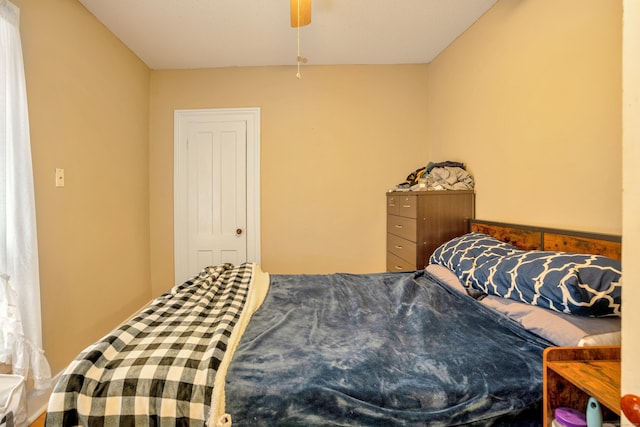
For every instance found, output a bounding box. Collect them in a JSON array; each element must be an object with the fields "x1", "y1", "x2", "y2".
[
  {"x1": 430, "y1": 233, "x2": 522, "y2": 290},
  {"x1": 430, "y1": 233, "x2": 622, "y2": 317},
  {"x1": 426, "y1": 263, "x2": 621, "y2": 346},
  {"x1": 480, "y1": 295, "x2": 620, "y2": 346},
  {"x1": 577, "y1": 331, "x2": 621, "y2": 346},
  {"x1": 425, "y1": 264, "x2": 489, "y2": 299},
  {"x1": 424, "y1": 264, "x2": 468, "y2": 295}
]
